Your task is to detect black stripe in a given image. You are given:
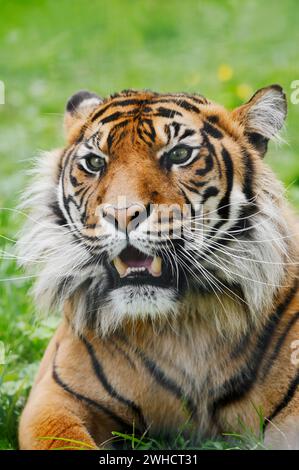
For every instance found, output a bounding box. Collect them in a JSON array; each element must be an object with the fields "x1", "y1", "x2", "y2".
[
  {"x1": 191, "y1": 94, "x2": 208, "y2": 104},
  {"x1": 50, "y1": 202, "x2": 68, "y2": 227},
  {"x1": 212, "y1": 279, "x2": 298, "y2": 414},
  {"x1": 112, "y1": 129, "x2": 128, "y2": 149},
  {"x1": 74, "y1": 185, "x2": 88, "y2": 197},
  {"x1": 217, "y1": 146, "x2": 233, "y2": 220},
  {"x1": 180, "y1": 186, "x2": 196, "y2": 218},
  {"x1": 101, "y1": 111, "x2": 123, "y2": 125},
  {"x1": 141, "y1": 129, "x2": 155, "y2": 145},
  {"x1": 78, "y1": 186, "x2": 92, "y2": 211},
  {"x1": 80, "y1": 186, "x2": 94, "y2": 216},
  {"x1": 109, "y1": 339, "x2": 137, "y2": 370},
  {"x1": 202, "y1": 121, "x2": 223, "y2": 139},
  {"x1": 107, "y1": 119, "x2": 130, "y2": 151},
  {"x1": 189, "y1": 179, "x2": 208, "y2": 188},
  {"x1": 111, "y1": 98, "x2": 149, "y2": 108},
  {"x1": 154, "y1": 107, "x2": 182, "y2": 118},
  {"x1": 90, "y1": 98, "x2": 147, "y2": 122},
  {"x1": 180, "y1": 181, "x2": 200, "y2": 195},
  {"x1": 195, "y1": 154, "x2": 214, "y2": 176},
  {"x1": 265, "y1": 369, "x2": 299, "y2": 427},
  {"x1": 261, "y1": 311, "x2": 299, "y2": 379},
  {"x1": 137, "y1": 125, "x2": 152, "y2": 145},
  {"x1": 172, "y1": 122, "x2": 181, "y2": 137},
  {"x1": 172, "y1": 100, "x2": 200, "y2": 114},
  {"x1": 179, "y1": 129, "x2": 196, "y2": 141},
  {"x1": 230, "y1": 324, "x2": 254, "y2": 360},
  {"x1": 60, "y1": 145, "x2": 80, "y2": 227},
  {"x1": 142, "y1": 119, "x2": 156, "y2": 142},
  {"x1": 201, "y1": 186, "x2": 219, "y2": 204},
  {"x1": 133, "y1": 346, "x2": 197, "y2": 419},
  {"x1": 151, "y1": 97, "x2": 202, "y2": 112},
  {"x1": 56, "y1": 150, "x2": 66, "y2": 183},
  {"x1": 61, "y1": 145, "x2": 76, "y2": 168},
  {"x1": 91, "y1": 103, "x2": 113, "y2": 122},
  {"x1": 215, "y1": 204, "x2": 256, "y2": 243},
  {"x1": 81, "y1": 336, "x2": 147, "y2": 430},
  {"x1": 164, "y1": 124, "x2": 171, "y2": 145},
  {"x1": 207, "y1": 115, "x2": 219, "y2": 124},
  {"x1": 241, "y1": 148, "x2": 256, "y2": 202},
  {"x1": 52, "y1": 346, "x2": 131, "y2": 430},
  {"x1": 90, "y1": 94, "x2": 205, "y2": 124},
  {"x1": 152, "y1": 94, "x2": 207, "y2": 105},
  {"x1": 70, "y1": 172, "x2": 82, "y2": 187},
  {"x1": 110, "y1": 118, "x2": 131, "y2": 133},
  {"x1": 201, "y1": 131, "x2": 223, "y2": 178}
]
